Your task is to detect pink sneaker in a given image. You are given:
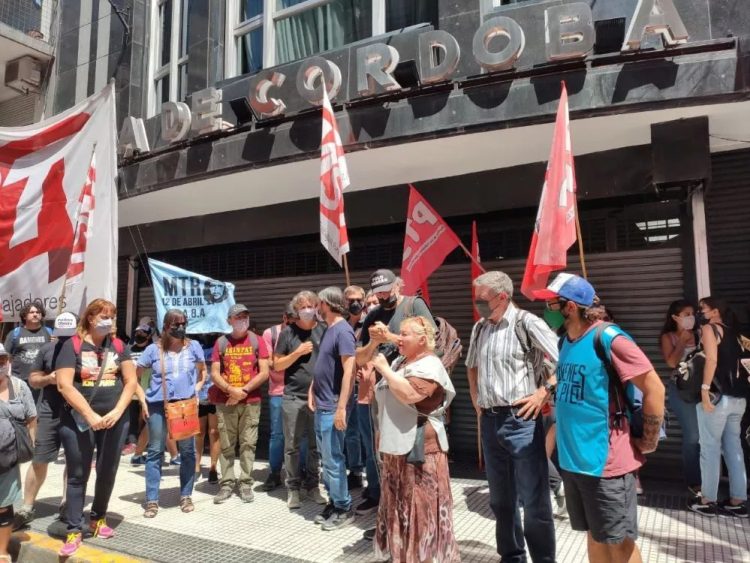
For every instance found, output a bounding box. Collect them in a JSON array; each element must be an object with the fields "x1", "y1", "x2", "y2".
[
  {"x1": 90, "y1": 518, "x2": 115, "y2": 539},
  {"x1": 59, "y1": 532, "x2": 82, "y2": 556}
]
